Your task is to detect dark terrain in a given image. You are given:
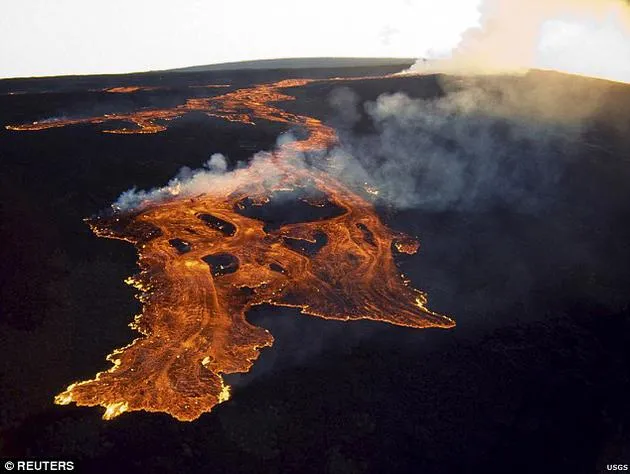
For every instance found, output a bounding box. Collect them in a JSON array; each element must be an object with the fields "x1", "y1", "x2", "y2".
[{"x1": 1, "y1": 62, "x2": 629, "y2": 474}]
